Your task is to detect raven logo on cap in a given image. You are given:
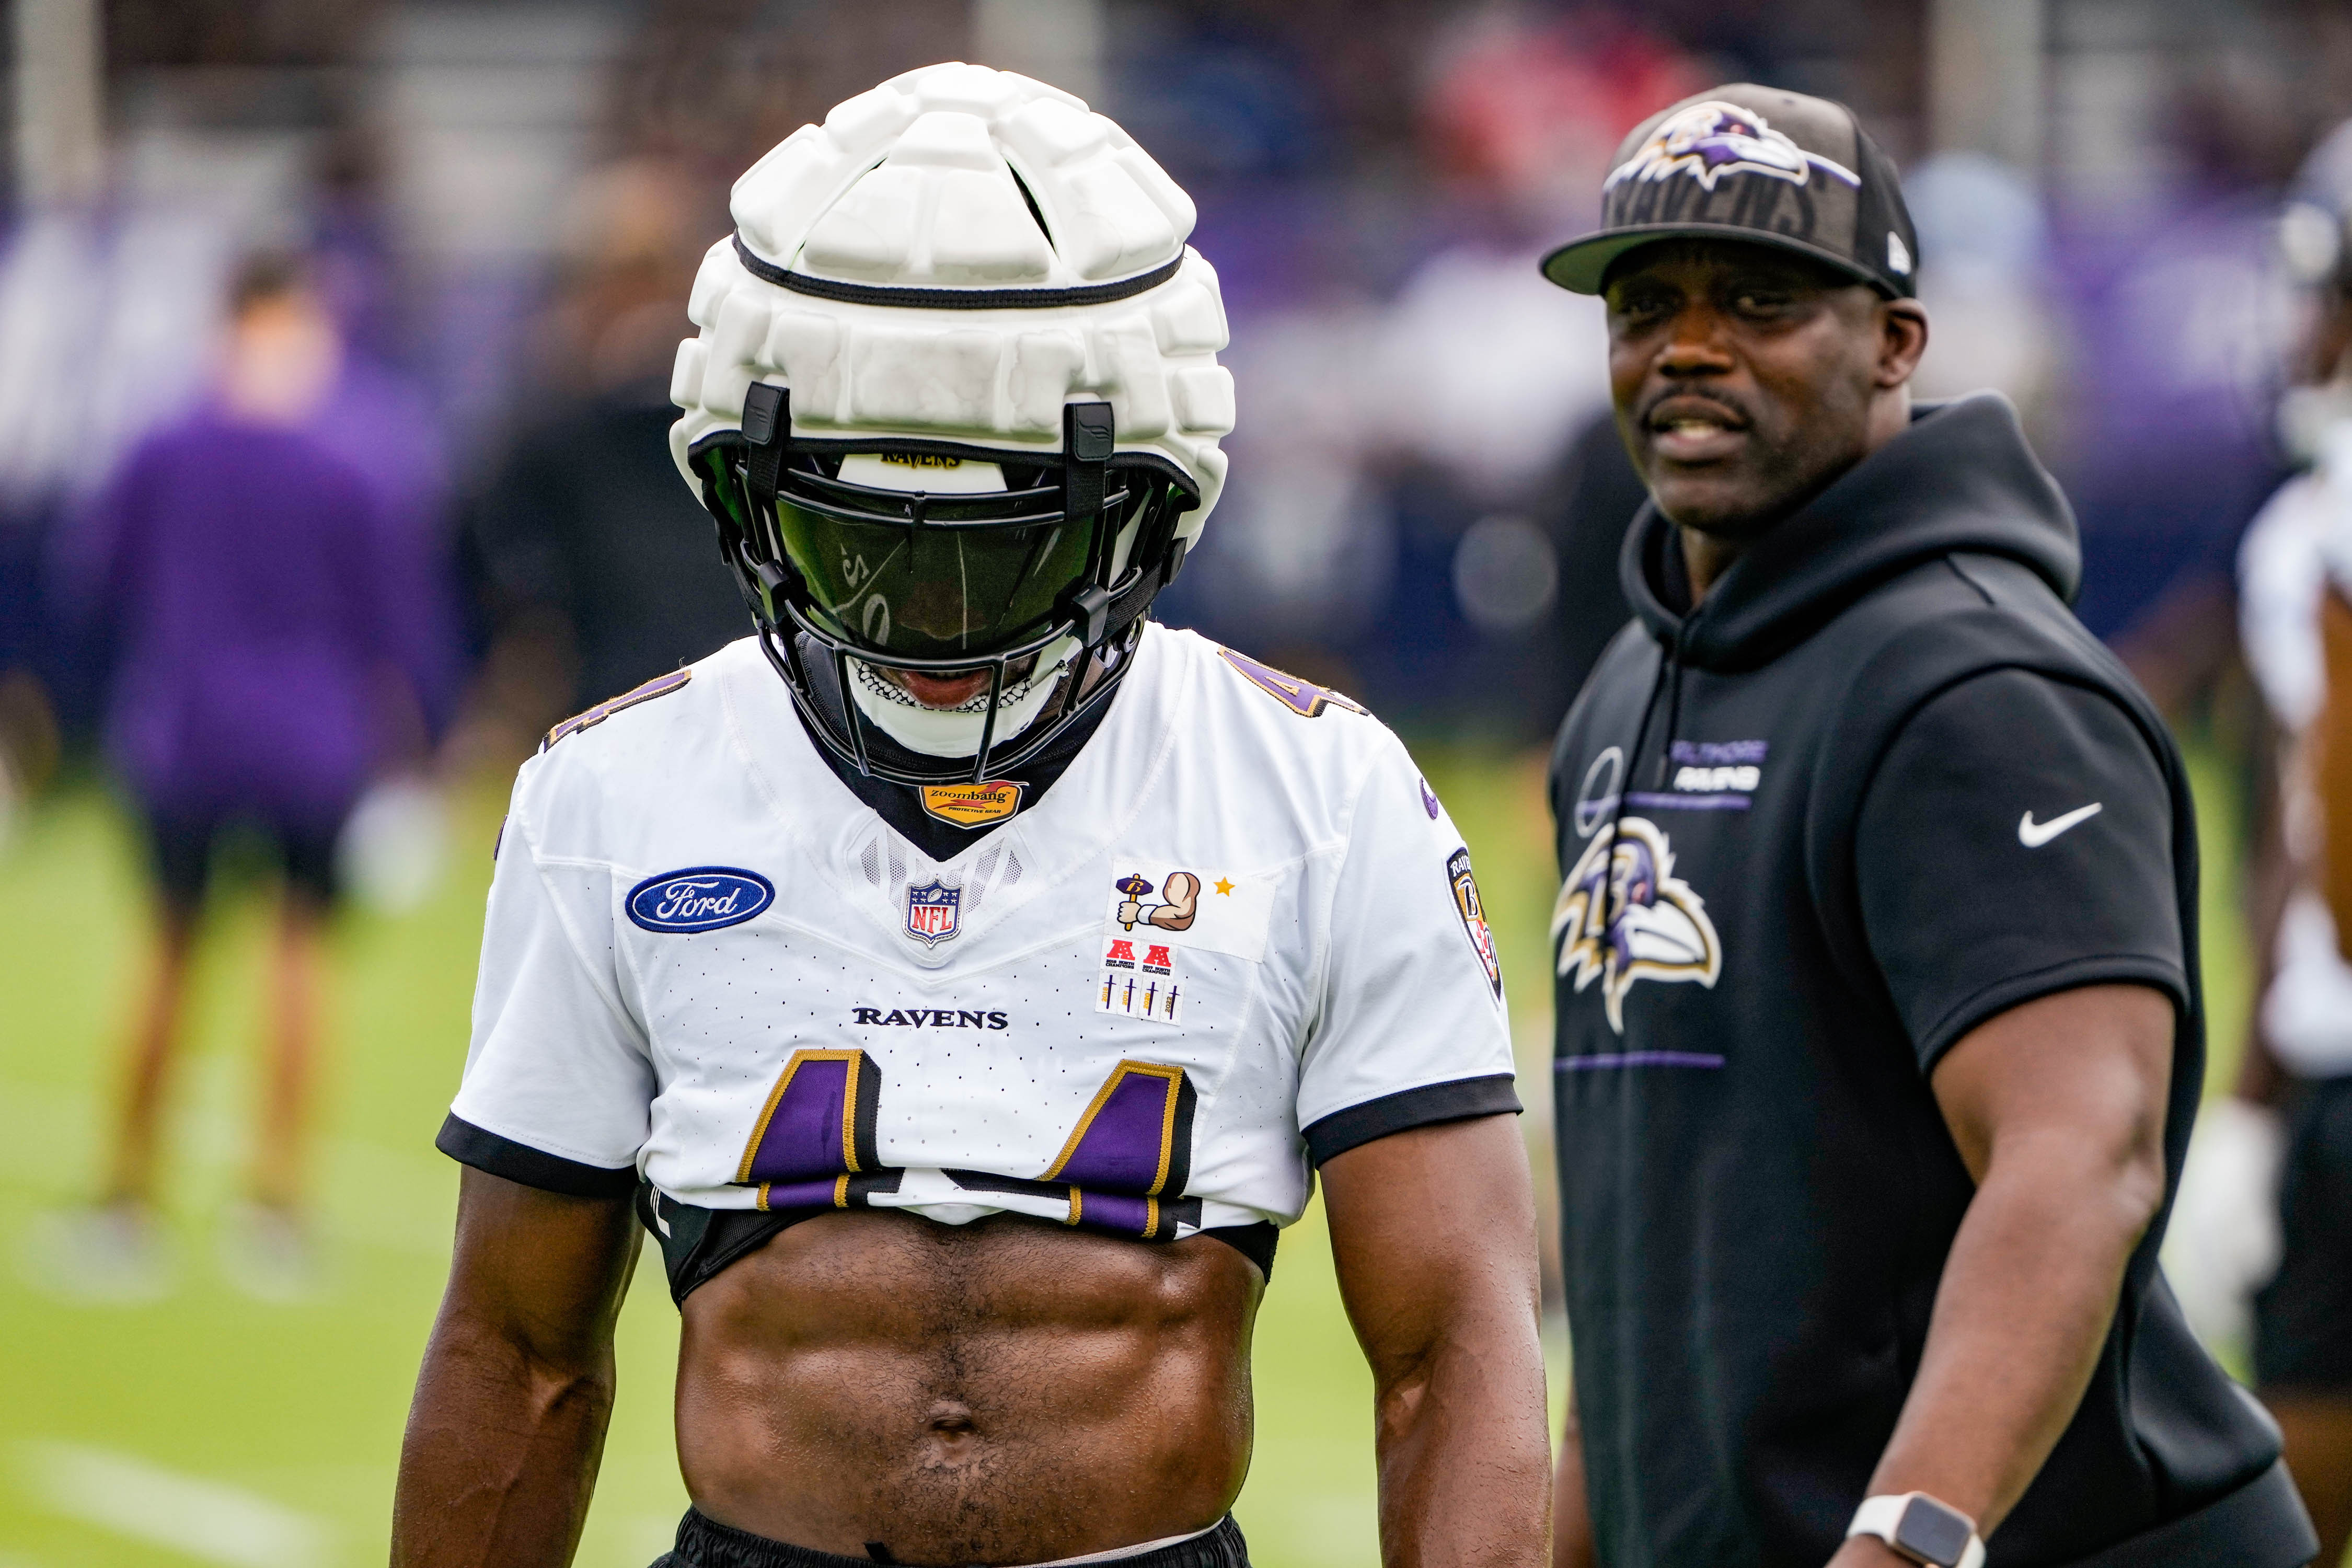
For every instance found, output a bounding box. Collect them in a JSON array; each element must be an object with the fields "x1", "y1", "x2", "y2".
[{"x1": 1606, "y1": 101, "x2": 1859, "y2": 194}]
